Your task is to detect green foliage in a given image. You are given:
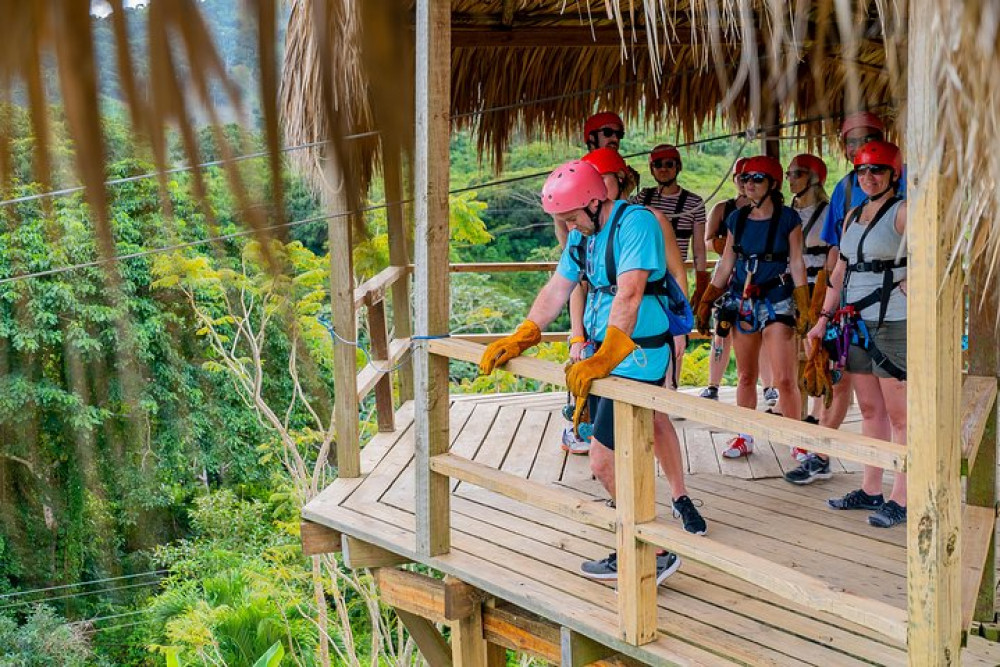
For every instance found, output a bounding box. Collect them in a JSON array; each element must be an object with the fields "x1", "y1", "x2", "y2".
[{"x1": 0, "y1": 606, "x2": 110, "y2": 666}]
